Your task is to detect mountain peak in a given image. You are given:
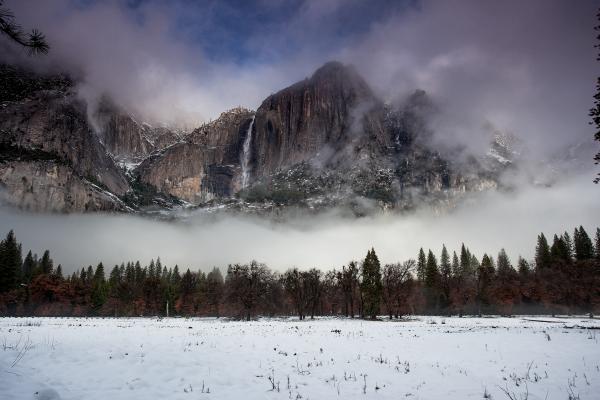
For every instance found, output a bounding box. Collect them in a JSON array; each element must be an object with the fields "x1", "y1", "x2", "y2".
[
  {"x1": 310, "y1": 61, "x2": 363, "y2": 85},
  {"x1": 312, "y1": 60, "x2": 349, "y2": 75}
]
